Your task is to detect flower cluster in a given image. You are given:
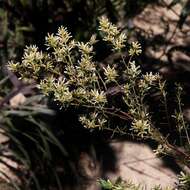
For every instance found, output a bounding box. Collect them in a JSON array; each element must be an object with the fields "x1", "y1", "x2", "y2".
[
  {"x1": 131, "y1": 119, "x2": 151, "y2": 137},
  {"x1": 79, "y1": 112, "x2": 107, "y2": 129},
  {"x1": 103, "y1": 65, "x2": 118, "y2": 83},
  {"x1": 128, "y1": 41, "x2": 142, "y2": 56},
  {"x1": 125, "y1": 61, "x2": 141, "y2": 80},
  {"x1": 99, "y1": 16, "x2": 127, "y2": 51},
  {"x1": 143, "y1": 72, "x2": 160, "y2": 84}
]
